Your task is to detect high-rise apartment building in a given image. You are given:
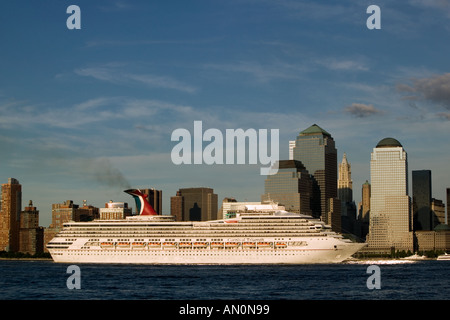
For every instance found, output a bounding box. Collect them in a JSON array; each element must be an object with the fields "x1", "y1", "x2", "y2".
[
  {"x1": 50, "y1": 200, "x2": 86, "y2": 229},
  {"x1": 261, "y1": 160, "x2": 312, "y2": 215},
  {"x1": 170, "y1": 188, "x2": 218, "y2": 221},
  {"x1": 367, "y1": 138, "x2": 413, "y2": 253},
  {"x1": 44, "y1": 200, "x2": 98, "y2": 252},
  {"x1": 100, "y1": 201, "x2": 132, "y2": 220},
  {"x1": 19, "y1": 200, "x2": 43, "y2": 255},
  {"x1": 293, "y1": 124, "x2": 339, "y2": 228},
  {"x1": 0, "y1": 178, "x2": 22, "y2": 252},
  {"x1": 412, "y1": 170, "x2": 432, "y2": 231}
]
